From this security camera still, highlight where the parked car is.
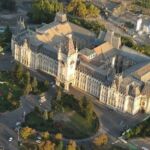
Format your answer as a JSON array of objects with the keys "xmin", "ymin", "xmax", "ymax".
[
  {"xmin": 8, "ymin": 137, "xmax": 13, "ymax": 142},
  {"xmin": 36, "ymin": 140, "xmax": 41, "ymax": 144}
]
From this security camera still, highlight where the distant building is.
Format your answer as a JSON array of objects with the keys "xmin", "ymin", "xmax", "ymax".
[
  {"xmin": 143, "ymin": 20, "xmax": 150, "ymax": 34},
  {"xmin": 135, "ymin": 17, "xmax": 150, "ymax": 34},
  {"xmin": 136, "ymin": 18, "xmax": 142, "ymax": 32},
  {"xmin": 12, "ymin": 13, "xmax": 150, "ymax": 115}
]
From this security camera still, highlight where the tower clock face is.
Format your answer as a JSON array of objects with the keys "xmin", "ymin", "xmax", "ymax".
[{"xmin": 70, "ymin": 60, "xmax": 74, "ymax": 65}]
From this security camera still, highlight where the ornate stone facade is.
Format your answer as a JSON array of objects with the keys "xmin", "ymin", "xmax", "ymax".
[{"xmin": 12, "ymin": 13, "xmax": 150, "ymax": 115}]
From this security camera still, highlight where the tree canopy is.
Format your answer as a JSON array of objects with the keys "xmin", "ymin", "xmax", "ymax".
[
  {"xmin": 0, "ymin": 0, "xmax": 16, "ymax": 11},
  {"xmin": 67, "ymin": 0, "xmax": 100, "ymax": 18},
  {"xmin": 28, "ymin": 0, "xmax": 63, "ymax": 23},
  {"xmin": 0, "ymin": 25, "xmax": 12, "ymax": 52},
  {"xmin": 138, "ymin": 0, "xmax": 150, "ymax": 8}
]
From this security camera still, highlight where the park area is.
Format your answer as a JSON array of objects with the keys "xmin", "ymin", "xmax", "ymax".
[
  {"xmin": 23, "ymin": 108, "xmax": 98, "ymax": 139},
  {"xmin": 0, "ymin": 71, "xmax": 22, "ymax": 112},
  {"xmin": 22, "ymin": 90, "xmax": 99, "ymax": 139}
]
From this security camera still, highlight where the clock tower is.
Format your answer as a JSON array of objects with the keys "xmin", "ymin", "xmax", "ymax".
[{"xmin": 56, "ymin": 34, "xmax": 78, "ymax": 91}]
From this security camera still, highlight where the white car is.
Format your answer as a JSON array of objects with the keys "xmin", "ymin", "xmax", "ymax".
[
  {"xmin": 52, "ymin": 84, "xmax": 55, "ymax": 88},
  {"xmin": 141, "ymin": 147, "xmax": 149, "ymax": 150},
  {"xmin": 37, "ymin": 136, "xmax": 42, "ymax": 140},
  {"xmin": 36, "ymin": 140, "xmax": 41, "ymax": 144},
  {"xmin": 16, "ymin": 122, "xmax": 21, "ymax": 126},
  {"xmin": 8, "ymin": 137, "xmax": 13, "ymax": 142}
]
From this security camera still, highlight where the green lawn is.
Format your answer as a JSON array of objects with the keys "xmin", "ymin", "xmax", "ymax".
[{"xmin": 61, "ymin": 112, "xmax": 98, "ymax": 139}]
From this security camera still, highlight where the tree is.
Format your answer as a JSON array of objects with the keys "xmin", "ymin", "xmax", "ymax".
[
  {"xmin": 44, "ymin": 80, "xmax": 49, "ymax": 90},
  {"xmin": 39, "ymin": 141, "xmax": 55, "ymax": 150},
  {"xmin": 139, "ymin": 0, "xmax": 150, "ymax": 8},
  {"xmin": 15, "ymin": 63, "xmax": 23, "ymax": 80},
  {"xmin": 93, "ymin": 134, "xmax": 108, "ymax": 146},
  {"xmin": 24, "ymin": 71, "xmax": 31, "ymax": 86},
  {"xmin": 87, "ymin": 4, "xmax": 100, "ymax": 17},
  {"xmin": 28, "ymin": 0, "xmax": 63, "ymax": 23},
  {"xmin": 20, "ymin": 127, "xmax": 35, "ymax": 140},
  {"xmin": 55, "ymin": 133, "xmax": 63, "ymax": 140},
  {"xmin": 56, "ymin": 87, "xmax": 62, "ymax": 101},
  {"xmin": 31, "ymin": 77, "xmax": 38, "ymax": 92},
  {"xmin": 67, "ymin": 0, "xmax": 99, "ymax": 18},
  {"xmin": 77, "ymin": 3, "xmax": 87, "ymax": 18},
  {"xmin": 67, "ymin": 140, "xmax": 77, "ymax": 150},
  {"xmin": 7, "ymin": 92, "xmax": 13, "ymax": 101},
  {"xmin": 85, "ymin": 99, "xmax": 94, "ymax": 123},
  {"xmin": 24, "ymin": 83, "xmax": 32, "ymax": 95},
  {"xmin": 41, "ymin": 131, "xmax": 50, "ymax": 140},
  {"xmin": 43, "ymin": 109, "xmax": 49, "ymax": 120},
  {"xmin": 0, "ymin": 0, "xmax": 16, "ymax": 11},
  {"xmin": 55, "ymin": 141, "xmax": 63, "ymax": 150}
]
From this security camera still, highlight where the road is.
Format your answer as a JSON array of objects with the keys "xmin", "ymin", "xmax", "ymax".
[{"xmin": 69, "ymin": 87, "xmax": 148, "ymax": 138}]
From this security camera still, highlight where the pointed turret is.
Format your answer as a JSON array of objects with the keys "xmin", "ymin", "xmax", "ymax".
[
  {"xmin": 17, "ymin": 17, "xmax": 25, "ymax": 33},
  {"xmin": 65, "ymin": 34, "xmax": 76, "ymax": 56}
]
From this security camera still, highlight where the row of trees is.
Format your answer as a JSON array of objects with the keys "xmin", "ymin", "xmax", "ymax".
[
  {"xmin": 136, "ymin": 0, "xmax": 150, "ymax": 8},
  {"xmin": 67, "ymin": 0, "xmax": 100, "ymax": 18},
  {"xmin": 28, "ymin": 0, "xmax": 63, "ymax": 23},
  {"xmin": 28, "ymin": 0, "xmax": 100, "ymax": 24},
  {"xmin": 121, "ymin": 36, "xmax": 150, "ymax": 56},
  {"xmin": 68, "ymin": 16, "xmax": 106, "ymax": 35},
  {"xmin": 0, "ymin": 0, "xmax": 16, "ymax": 11},
  {"xmin": 0, "ymin": 26, "xmax": 12, "ymax": 52},
  {"xmin": 15, "ymin": 63, "xmax": 50, "ymax": 95},
  {"xmin": 20, "ymin": 126, "xmax": 78, "ymax": 150},
  {"xmin": 125, "ymin": 117, "xmax": 150, "ymax": 139}
]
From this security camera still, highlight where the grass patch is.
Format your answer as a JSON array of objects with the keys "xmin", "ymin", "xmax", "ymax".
[{"xmin": 61, "ymin": 112, "xmax": 98, "ymax": 139}]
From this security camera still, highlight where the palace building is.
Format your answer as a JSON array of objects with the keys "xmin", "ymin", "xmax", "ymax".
[{"xmin": 11, "ymin": 13, "xmax": 150, "ymax": 115}]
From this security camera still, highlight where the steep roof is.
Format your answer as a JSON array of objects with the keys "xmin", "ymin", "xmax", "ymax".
[{"xmin": 93, "ymin": 42, "xmax": 113, "ymax": 55}]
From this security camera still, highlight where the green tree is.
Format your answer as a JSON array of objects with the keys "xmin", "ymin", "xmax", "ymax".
[
  {"xmin": 80, "ymin": 96, "xmax": 94, "ymax": 122},
  {"xmin": 28, "ymin": 0, "xmax": 63, "ymax": 23},
  {"xmin": 55, "ymin": 141, "xmax": 63, "ymax": 150},
  {"xmin": 43, "ymin": 109, "xmax": 49, "ymax": 120},
  {"xmin": 0, "ymin": 0, "xmax": 16, "ymax": 11},
  {"xmin": 24, "ymin": 71, "xmax": 31, "ymax": 86},
  {"xmin": 7, "ymin": 92, "xmax": 13, "ymax": 101},
  {"xmin": 41, "ymin": 131, "xmax": 50, "ymax": 140},
  {"xmin": 55, "ymin": 133, "xmax": 63, "ymax": 141},
  {"xmin": 15, "ymin": 63, "xmax": 23, "ymax": 80},
  {"xmin": 31, "ymin": 77, "xmax": 38, "ymax": 92},
  {"xmin": 87, "ymin": 4, "xmax": 100, "ymax": 17},
  {"xmin": 24, "ymin": 83, "xmax": 32, "ymax": 95},
  {"xmin": 67, "ymin": 0, "xmax": 99, "ymax": 18},
  {"xmin": 77, "ymin": 3, "xmax": 87, "ymax": 18},
  {"xmin": 85, "ymin": 99, "xmax": 94, "ymax": 123},
  {"xmin": 44, "ymin": 80, "xmax": 49, "ymax": 90}
]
